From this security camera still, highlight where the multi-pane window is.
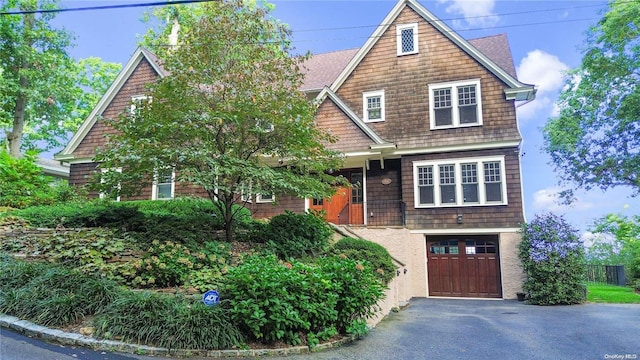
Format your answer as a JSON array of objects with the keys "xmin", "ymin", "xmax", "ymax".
[
  {"xmin": 396, "ymin": 23, "xmax": 418, "ymax": 56},
  {"xmin": 417, "ymin": 166, "xmax": 434, "ymax": 205},
  {"xmin": 439, "ymin": 164, "xmax": 456, "ymax": 204},
  {"xmin": 484, "ymin": 161, "xmax": 503, "ymax": 202},
  {"xmin": 130, "ymin": 95, "xmax": 150, "ymax": 119},
  {"xmin": 351, "ymin": 172, "xmax": 363, "ymax": 204},
  {"xmin": 429, "ymin": 79, "xmax": 482, "ymax": 129},
  {"xmin": 433, "ymin": 88, "xmax": 452, "ymax": 127},
  {"xmin": 100, "ymin": 168, "xmax": 121, "ymax": 202},
  {"xmin": 257, "ymin": 193, "xmax": 275, "ymax": 203},
  {"xmin": 153, "ymin": 170, "xmax": 174, "ymax": 200},
  {"xmin": 458, "ymin": 85, "xmax": 478, "ymax": 124},
  {"xmin": 363, "ymin": 90, "xmax": 385, "ymax": 122},
  {"xmin": 461, "ymin": 163, "xmax": 478, "ymax": 203},
  {"xmin": 413, "ymin": 157, "xmax": 506, "ymax": 207}
]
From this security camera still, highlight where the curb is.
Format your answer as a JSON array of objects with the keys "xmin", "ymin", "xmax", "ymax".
[{"xmin": 0, "ymin": 314, "xmax": 356, "ymax": 357}]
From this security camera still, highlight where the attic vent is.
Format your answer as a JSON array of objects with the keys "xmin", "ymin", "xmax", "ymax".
[{"xmin": 397, "ymin": 23, "xmax": 418, "ymax": 56}]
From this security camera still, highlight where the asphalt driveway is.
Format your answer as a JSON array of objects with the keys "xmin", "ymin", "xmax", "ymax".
[{"xmin": 257, "ymin": 298, "xmax": 640, "ymax": 360}]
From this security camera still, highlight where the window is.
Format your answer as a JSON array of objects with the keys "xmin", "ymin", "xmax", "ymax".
[
  {"xmin": 350, "ymin": 172, "xmax": 363, "ymax": 204},
  {"xmin": 413, "ymin": 156, "xmax": 506, "ymax": 207},
  {"xmin": 256, "ymin": 193, "xmax": 275, "ymax": 203},
  {"xmin": 396, "ymin": 23, "xmax": 418, "ymax": 56},
  {"xmin": 429, "ymin": 79, "xmax": 482, "ymax": 129},
  {"xmin": 152, "ymin": 170, "xmax": 174, "ymax": 200},
  {"xmin": 130, "ymin": 95, "xmax": 150, "ymax": 117},
  {"xmin": 362, "ymin": 90, "xmax": 385, "ymax": 122},
  {"xmin": 100, "ymin": 168, "xmax": 121, "ymax": 202}
]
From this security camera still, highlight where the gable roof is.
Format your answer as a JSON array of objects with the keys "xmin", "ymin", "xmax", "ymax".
[
  {"xmin": 467, "ymin": 34, "xmax": 517, "ymax": 79},
  {"xmin": 329, "ymin": 0, "xmax": 535, "ymax": 101},
  {"xmin": 55, "ymin": 47, "xmax": 166, "ymax": 160},
  {"xmin": 300, "ymin": 49, "xmax": 359, "ymax": 92}
]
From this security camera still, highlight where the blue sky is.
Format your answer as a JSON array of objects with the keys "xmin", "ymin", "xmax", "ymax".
[{"xmin": 53, "ymin": 0, "xmax": 638, "ymax": 232}]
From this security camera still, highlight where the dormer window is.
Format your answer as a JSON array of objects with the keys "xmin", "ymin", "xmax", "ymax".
[
  {"xmin": 397, "ymin": 23, "xmax": 418, "ymax": 56},
  {"xmin": 363, "ymin": 90, "xmax": 385, "ymax": 122}
]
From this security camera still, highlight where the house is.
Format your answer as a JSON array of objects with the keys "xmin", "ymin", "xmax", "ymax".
[
  {"xmin": 55, "ymin": 0, "xmax": 535, "ymax": 300},
  {"xmin": 37, "ymin": 157, "xmax": 70, "ymax": 180}
]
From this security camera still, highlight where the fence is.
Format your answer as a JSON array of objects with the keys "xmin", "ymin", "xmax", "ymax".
[{"xmin": 585, "ymin": 265, "xmax": 626, "ymax": 286}]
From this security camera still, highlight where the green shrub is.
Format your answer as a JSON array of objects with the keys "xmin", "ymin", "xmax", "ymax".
[
  {"xmin": 0, "ymin": 258, "xmax": 120, "ymax": 327},
  {"xmin": 0, "ymin": 150, "xmax": 55, "ymax": 208},
  {"xmin": 93, "ymin": 291, "xmax": 244, "ymax": 350},
  {"xmin": 318, "ymin": 256, "xmax": 386, "ymax": 335},
  {"xmin": 263, "ymin": 211, "xmax": 333, "ymax": 259},
  {"xmin": 332, "ymin": 237, "xmax": 396, "ymax": 284},
  {"xmin": 132, "ymin": 240, "xmax": 231, "ymax": 289},
  {"xmin": 519, "ymin": 213, "xmax": 586, "ymax": 305},
  {"xmin": 221, "ymin": 254, "xmax": 338, "ymax": 345},
  {"xmin": 6, "ymin": 198, "xmax": 251, "ymax": 244}
]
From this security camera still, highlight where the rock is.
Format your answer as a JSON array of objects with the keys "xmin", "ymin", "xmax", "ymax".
[{"xmin": 79, "ymin": 327, "xmax": 94, "ymax": 336}]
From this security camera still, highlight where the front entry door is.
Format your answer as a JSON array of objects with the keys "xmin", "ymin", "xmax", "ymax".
[
  {"xmin": 427, "ymin": 235, "xmax": 502, "ymax": 298},
  {"xmin": 308, "ymin": 170, "xmax": 364, "ymax": 225}
]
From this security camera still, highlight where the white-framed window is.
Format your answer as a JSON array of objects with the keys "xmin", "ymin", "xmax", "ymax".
[
  {"xmin": 413, "ymin": 156, "xmax": 507, "ymax": 207},
  {"xmin": 152, "ymin": 169, "xmax": 175, "ymax": 200},
  {"xmin": 256, "ymin": 193, "xmax": 275, "ymax": 203},
  {"xmin": 396, "ymin": 23, "xmax": 418, "ymax": 56},
  {"xmin": 100, "ymin": 168, "xmax": 122, "ymax": 202},
  {"xmin": 362, "ymin": 90, "xmax": 385, "ymax": 122},
  {"xmin": 130, "ymin": 95, "xmax": 150, "ymax": 117},
  {"xmin": 429, "ymin": 79, "xmax": 483, "ymax": 129}
]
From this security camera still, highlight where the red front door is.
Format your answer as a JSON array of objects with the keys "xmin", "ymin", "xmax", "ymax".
[{"xmin": 308, "ymin": 170, "xmax": 364, "ymax": 225}]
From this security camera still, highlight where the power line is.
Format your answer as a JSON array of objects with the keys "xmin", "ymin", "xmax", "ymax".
[{"xmin": 0, "ymin": 0, "xmax": 214, "ymax": 15}]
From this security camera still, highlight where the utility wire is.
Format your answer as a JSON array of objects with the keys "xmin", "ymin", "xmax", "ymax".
[{"xmin": 0, "ymin": 0, "xmax": 214, "ymax": 15}]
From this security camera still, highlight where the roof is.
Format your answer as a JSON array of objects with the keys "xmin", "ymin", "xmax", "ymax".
[
  {"xmin": 468, "ymin": 34, "xmax": 517, "ymax": 79},
  {"xmin": 37, "ymin": 158, "xmax": 70, "ymax": 178},
  {"xmin": 302, "ymin": 33, "xmax": 520, "ymax": 94},
  {"xmin": 300, "ymin": 49, "xmax": 359, "ymax": 92}
]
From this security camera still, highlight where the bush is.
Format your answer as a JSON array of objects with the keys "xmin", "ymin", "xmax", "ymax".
[
  {"xmin": 263, "ymin": 211, "xmax": 333, "ymax": 259},
  {"xmin": 519, "ymin": 213, "xmax": 586, "ymax": 305},
  {"xmin": 6, "ymin": 198, "xmax": 251, "ymax": 244},
  {"xmin": 93, "ymin": 291, "xmax": 244, "ymax": 350},
  {"xmin": 221, "ymin": 254, "xmax": 338, "ymax": 345},
  {"xmin": 132, "ymin": 240, "xmax": 231, "ymax": 289},
  {"xmin": 0, "ymin": 150, "xmax": 55, "ymax": 208},
  {"xmin": 318, "ymin": 256, "xmax": 386, "ymax": 335},
  {"xmin": 332, "ymin": 237, "xmax": 396, "ymax": 284},
  {"xmin": 0, "ymin": 257, "xmax": 120, "ymax": 327}
]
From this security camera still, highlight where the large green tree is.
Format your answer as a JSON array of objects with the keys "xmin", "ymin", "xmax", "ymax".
[
  {"xmin": 543, "ymin": 0, "xmax": 640, "ymax": 200},
  {"xmin": 587, "ymin": 214, "xmax": 640, "ymax": 280},
  {"xmin": 96, "ymin": 0, "xmax": 343, "ymax": 241},
  {"xmin": 0, "ymin": 0, "xmax": 121, "ymax": 156}
]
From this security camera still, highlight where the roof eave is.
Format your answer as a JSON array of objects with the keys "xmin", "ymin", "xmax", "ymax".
[{"xmin": 505, "ymin": 86, "xmax": 537, "ymax": 101}]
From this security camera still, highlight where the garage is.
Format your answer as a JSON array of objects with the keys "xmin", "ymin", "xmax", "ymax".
[{"xmin": 426, "ymin": 235, "xmax": 502, "ymax": 298}]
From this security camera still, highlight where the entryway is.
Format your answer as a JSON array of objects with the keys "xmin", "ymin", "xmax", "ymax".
[
  {"xmin": 308, "ymin": 169, "xmax": 364, "ymax": 225},
  {"xmin": 426, "ymin": 235, "xmax": 502, "ymax": 298}
]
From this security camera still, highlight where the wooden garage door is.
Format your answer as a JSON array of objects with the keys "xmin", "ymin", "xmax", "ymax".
[{"xmin": 427, "ymin": 235, "xmax": 502, "ymax": 298}]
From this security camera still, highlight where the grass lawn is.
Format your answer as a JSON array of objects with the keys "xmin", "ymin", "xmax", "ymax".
[{"xmin": 587, "ymin": 283, "xmax": 640, "ymax": 304}]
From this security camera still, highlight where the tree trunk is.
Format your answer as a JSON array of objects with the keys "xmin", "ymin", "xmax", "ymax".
[
  {"xmin": 224, "ymin": 200, "xmax": 234, "ymax": 242},
  {"xmin": 7, "ymin": 10, "xmax": 35, "ymax": 158}
]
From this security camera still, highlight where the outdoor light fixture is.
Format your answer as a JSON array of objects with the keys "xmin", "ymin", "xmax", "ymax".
[{"xmin": 457, "ymin": 214, "xmax": 463, "ymax": 224}]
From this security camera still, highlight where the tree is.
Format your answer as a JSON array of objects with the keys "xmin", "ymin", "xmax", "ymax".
[
  {"xmin": 543, "ymin": 0, "xmax": 640, "ymax": 201},
  {"xmin": 96, "ymin": 0, "xmax": 344, "ymax": 241},
  {"xmin": 0, "ymin": 0, "xmax": 121, "ymax": 156},
  {"xmin": 587, "ymin": 214, "xmax": 640, "ymax": 280}
]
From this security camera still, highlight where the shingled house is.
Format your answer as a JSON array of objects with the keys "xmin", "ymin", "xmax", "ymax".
[{"xmin": 56, "ymin": 0, "xmax": 535, "ymax": 300}]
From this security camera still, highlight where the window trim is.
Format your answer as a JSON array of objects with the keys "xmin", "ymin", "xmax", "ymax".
[
  {"xmin": 396, "ymin": 23, "xmax": 419, "ymax": 56},
  {"xmin": 429, "ymin": 79, "xmax": 483, "ymax": 129},
  {"xmin": 130, "ymin": 95, "xmax": 150, "ymax": 114},
  {"xmin": 99, "ymin": 168, "xmax": 122, "ymax": 202},
  {"xmin": 412, "ymin": 156, "xmax": 507, "ymax": 208},
  {"xmin": 256, "ymin": 193, "xmax": 275, "ymax": 203},
  {"xmin": 151, "ymin": 169, "xmax": 175, "ymax": 200},
  {"xmin": 362, "ymin": 90, "xmax": 385, "ymax": 123}
]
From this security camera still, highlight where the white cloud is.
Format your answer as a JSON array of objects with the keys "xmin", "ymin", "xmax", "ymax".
[
  {"xmin": 531, "ymin": 186, "xmax": 594, "ymax": 212},
  {"xmin": 437, "ymin": 0, "xmax": 499, "ymax": 27},
  {"xmin": 516, "ymin": 50, "xmax": 569, "ymax": 122}
]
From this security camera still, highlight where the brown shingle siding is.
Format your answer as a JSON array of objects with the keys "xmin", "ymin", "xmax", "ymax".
[{"xmin": 332, "ymin": 6, "xmax": 520, "ymax": 151}]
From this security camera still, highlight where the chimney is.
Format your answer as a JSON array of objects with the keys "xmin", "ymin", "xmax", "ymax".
[{"xmin": 168, "ymin": 18, "xmax": 180, "ymax": 49}]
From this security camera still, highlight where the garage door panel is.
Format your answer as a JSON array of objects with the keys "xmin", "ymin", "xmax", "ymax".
[{"xmin": 427, "ymin": 236, "xmax": 501, "ymax": 298}]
